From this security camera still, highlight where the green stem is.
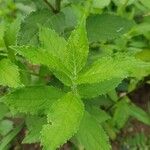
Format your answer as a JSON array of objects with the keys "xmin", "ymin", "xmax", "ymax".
[
  {"xmin": 71, "ymin": 83, "xmax": 78, "ymax": 95},
  {"xmin": 0, "ymin": 122, "xmax": 24, "ymax": 150},
  {"xmin": 43, "ymin": 0, "xmax": 56, "ymax": 13},
  {"xmin": 55, "ymin": 0, "xmax": 61, "ymax": 13},
  {"xmin": 43, "ymin": 0, "xmax": 61, "ymax": 13},
  {"xmin": 4, "ymin": 35, "xmax": 16, "ymax": 63},
  {"xmin": 7, "ymin": 48, "xmax": 16, "ymax": 63},
  {"xmin": 117, "ymin": 0, "xmax": 129, "ymax": 16},
  {"xmin": 84, "ymin": 0, "xmax": 93, "ymax": 17}
]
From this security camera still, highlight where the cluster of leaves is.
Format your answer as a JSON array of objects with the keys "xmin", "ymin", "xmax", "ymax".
[
  {"xmin": 0, "ymin": 0, "xmax": 150, "ymax": 150},
  {"xmin": 123, "ymin": 132, "xmax": 150, "ymax": 149}
]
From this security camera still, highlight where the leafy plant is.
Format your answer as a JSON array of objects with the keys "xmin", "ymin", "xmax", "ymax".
[
  {"xmin": 0, "ymin": 0, "xmax": 150, "ymax": 150},
  {"xmin": 123, "ymin": 132, "xmax": 150, "ymax": 150}
]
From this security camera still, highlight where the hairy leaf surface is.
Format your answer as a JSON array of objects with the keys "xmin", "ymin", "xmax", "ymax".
[
  {"xmin": 78, "ymin": 78, "xmax": 122, "ymax": 98},
  {"xmin": 13, "ymin": 18, "xmax": 88, "ymax": 86},
  {"xmin": 77, "ymin": 54, "xmax": 150, "ymax": 84},
  {"xmin": 66, "ymin": 19, "xmax": 89, "ymax": 77},
  {"xmin": 12, "ymin": 45, "xmax": 72, "ymax": 86},
  {"xmin": 41, "ymin": 92, "xmax": 84, "ymax": 150},
  {"xmin": 2, "ymin": 86, "xmax": 64, "ymax": 114},
  {"xmin": 4, "ymin": 18, "xmax": 21, "ymax": 47},
  {"xmin": 18, "ymin": 9, "xmax": 66, "ymax": 45}
]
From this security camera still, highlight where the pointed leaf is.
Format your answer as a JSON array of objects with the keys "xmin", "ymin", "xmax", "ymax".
[
  {"xmin": 23, "ymin": 116, "xmax": 47, "ymax": 143},
  {"xmin": 66, "ymin": 19, "xmax": 89, "ymax": 76},
  {"xmin": 78, "ymin": 78, "xmax": 122, "ymax": 98},
  {"xmin": 18, "ymin": 9, "xmax": 66, "ymax": 45},
  {"xmin": 76, "ymin": 111, "xmax": 111, "ymax": 150},
  {"xmin": 38, "ymin": 27, "xmax": 72, "ymax": 85},
  {"xmin": 0, "ymin": 59, "xmax": 21, "ymax": 88},
  {"xmin": 4, "ymin": 18, "xmax": 21, "ymax": 47},
  {"xmin": 129, "ymin": 103, "xmax": 150, "ymax": 125},
  {"xmin": 86, "ymin": 105, "xmax": 111, "ymax": 123},
  {"xmin": 77, "ymin": 53, "xmax": 150, "ymax": 84},
  {"xmin": 2, "ymin": 86, "xmax": 64, "ymax": 114},
  {"xmin": 113, "ymin": 99, "xmax": 130, "ymax": 129},
  {"xmin": 13, "ymin": 19, "xmax": 89, "ymax": 86},
  {"xmin": 41, "ymin": 92, "xmax": 84, "ymax": 150},
  {"xmin": 12, "ymin": 46, "xmax": 72, "ymax": 86}
]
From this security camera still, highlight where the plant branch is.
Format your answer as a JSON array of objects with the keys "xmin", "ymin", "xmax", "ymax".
[
  {"xmin": 55, "ymin": 0, "xmax": 61, "ymax": 13},
  {"xmin": 43, "ymin": 0, "xmax": 56, "ymax": 13}
]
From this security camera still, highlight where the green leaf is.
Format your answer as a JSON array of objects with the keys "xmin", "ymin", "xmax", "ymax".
[
  {"xmin": 0, "ymin": 123, "xmax": 23, "ymax": 150},
  {"xmin": 103, "ymin": 123, "xmax": 117, "ymax": 140},
  {"xmin": 62, "ymin": 6, "xmax": 80, "ymax": 29},
  {"xmin": 13, "ymin": 19, "xmax": 88, "ymax": 86},
  {"xmin": 38, "ymin": 27, "xmax": 72, "ymax": 85},
  {"xmin": 86, "ymin": 14, "xmax": 135, "ymax": 42},
  {"xmin": 139, "ymin": 0, "xmax": 150, "ymax": 9},
  {"xmin": 0, "ymin": 120, "xmax": 13, "ymax": 136},
  {"xmin": 12, "ymin": 42, "xmax": 72, "ymax": 86},
  {"xmin": 66, "ymin": 19, "xmax": 89, "ymax": 75},
  {"xmin": 23, "ymin": 116, "xmax": 47, "ymax": 143},
  {"xmin": 0, "ymin": 59, "xmax": 21, "ymax": 88},
  {"xmin": 130, "ymin": 23, "xmax": 150, "ymax": 37},
  {"xmin": 39, "ymin": 27, "xmax": 67, "ymax": 56},
  {"xmin": 0, "ymin": 23, "xmax": 5, "ymax": 49},
  {"xmin": 39, "ymin": 19, "xmax": 89, "ymax": 84},
  {"xmin": 2, "ymin": 86, "xmax": 64, "ymax": 114},
  {"xmin": 93, "ymin": 0, "xmax": 111, "ymax": 9},
  {"xmin": 77, "ymin": 53, "xmax": 150, "ymax": 84},
  {"xmin": 108, "ymin": 89, "xmax": 118, "ymax": 102},
  {"xmin": 112, "ymin": 0, "xmax": 136, "ymax": 6},
  {"xmin": 18, "ymin": 9, "xmax": 66, "ymax": 45},
  {"xmin": 4, "ymin": 17, "xmax": 21, "ymax": 47},
  {"xmin": 76, "ymin": 111, "xmax": 111, "ymax": 150},
  {"xmin": 136, "ymin": 49, "xmax": 150, "ymax": 62},
  {"xmin": 78, "ymin": 78, "xmax": 122, "ymax": 98},
  {"xmin": 41, "ymin": 92, "xmax": 84, "ymax": 150},
  {"xmin": 0, "ymin": 103, "xmax": 9, "ymax": 120},
  {"xmin": 113, "ymin": 99, "xmax": 130, "ymax": 129},
  {"xmin": 129, "ymin": 104, "xmax": 150, "ymax": 125},
  {"xmin": 86, "ymin": 105, "xmax": 111, "ymax": 123}
]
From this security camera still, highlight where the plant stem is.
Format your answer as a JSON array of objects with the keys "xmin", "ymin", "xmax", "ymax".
[
  {"xmin": 117, "ymin": 0, "xmax": 129, "ymax": 16},
  {"xmin": 55, "ymin": 0, "xmax": 61, "ymax": 13},
  {"xmin": 0, "ymin": 122, "xmax": 24, "ymax": 150},
  {"xmin": 43, "ymin": 0, "xmax": 61, "ymax": 13},
  {"xmin": 43, "ymin": 0, "xmax": 56, "ymax": 13},
  {"xmin": 7, "ymin": 47, "xmax": 16, "ymax": 63}
]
